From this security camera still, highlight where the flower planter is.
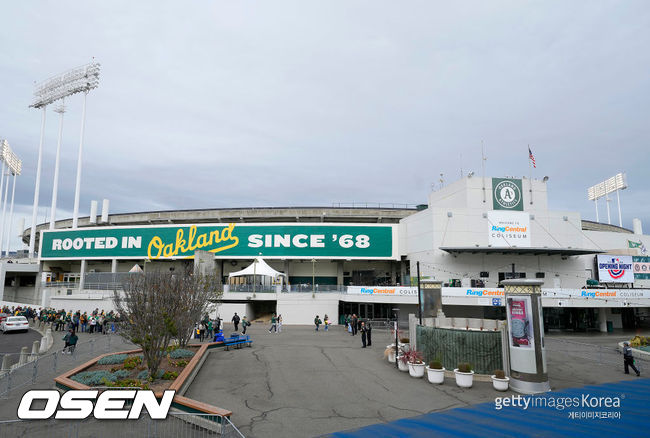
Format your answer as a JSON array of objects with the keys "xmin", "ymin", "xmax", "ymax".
[
  {"xmin": 397, "ymin": 357, "xmax": 409, "ymax": 372},
  {"xmin": 408, "ymin": 362, "xmax": 426, "ymax": 378},
  {"xmin": 453, "ymin": 369, "xmax": 474, "ymax": 388},
  {"xmin": 491, "ymin": 375, "xmax": 510, "ymax": 391},
  {"xmin": 426, "ymin": 366, "xmax": 445, "ymax": 384},
  {"xmin": 388, "ymin": 351, "xmax": 396, "ymax": 363}
]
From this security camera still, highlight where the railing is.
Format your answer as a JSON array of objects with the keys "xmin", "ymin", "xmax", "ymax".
[
  {"xmin": 0, "ymin": 413, "xmax": 245, "ymax": 437},
  {"xmin": 331, "ymin": 202, "xmax": 417, "ymax": 209},
  {"xmin": 287, "ymin": 284, "xmax": 345, "ymax": 293},
  {"xmin": 227, "ymin": 285, "xmax": 277, "ymax": 293},
  {"xmin": 0, "ymin": 327, "xmax": 129, "ymax": 399}
]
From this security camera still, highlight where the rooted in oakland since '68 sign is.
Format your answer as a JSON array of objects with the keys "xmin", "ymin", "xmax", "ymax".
[{"xmin": 39, "ymin": 223, "xmax": 396, "ymax": 260}]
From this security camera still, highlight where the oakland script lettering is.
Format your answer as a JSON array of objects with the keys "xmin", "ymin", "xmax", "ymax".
[{"xmin": 147, "ymin": 224, "xmax": 239, "ymax": 259}]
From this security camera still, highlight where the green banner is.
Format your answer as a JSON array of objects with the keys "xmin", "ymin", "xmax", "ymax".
[
  {"xmin": 492, "ymin": 178, "xmax": 524, "ymax": 211},
  {"xmin": 40, "ymin": 224, "xmax": 395, "ymax": 260},
  {"xmin": 633, "ymin": 256, "xmax": 650, "ymax": 280}
]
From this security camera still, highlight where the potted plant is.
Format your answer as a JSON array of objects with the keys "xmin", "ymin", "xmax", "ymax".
[
  {"xmin": 383, "ymin": 345, "xmax": 398, "ymax": 363},
  {"xmin": 403, "ymin": 349, "xmax": 425, "ymax": 378},
  {"xmin": 400, "ymin": 337, "xmax": 410, "ymax": 351},
  {"xmin": 397, "ymin": 353, "xmax": 409, "ymax": 372},
  {"xmin": 453, "ymin": 362, "xmax": 474, "ymax": 388},
  {"xmin": 426, "ymin": 359, "xmax": 445, "ymax": 384},
  {"xmin": 491, "ymin": 369, "xmax": 509, "ymax": 391}
]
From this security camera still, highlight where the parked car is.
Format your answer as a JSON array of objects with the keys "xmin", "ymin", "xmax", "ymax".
[
  {"xmin": 1, "ymin": 316, "xmax": 29, "ymax": 333},
  {"xmin": 0, "ymin": 313, "xmax": 10, "ymax": 324}
]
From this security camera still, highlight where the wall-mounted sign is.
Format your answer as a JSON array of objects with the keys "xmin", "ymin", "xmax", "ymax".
[
  {"xmin": 597, "ymin": 255, "xmax": 634, "ymax": 283},
  {"xmin": 487, "ymin": 211, "xmax": 531, "ymax": 247},
  {"xmin": 633, "ymin": 256, "xmax": 650, "ymax": 280},
  {"xmin": 346, "ymin": 286, "xmax": 417, "ymax": 296},
  {"xmin": 492, "ymin": 178, "xmax": 523, "ymax": 211},
  {"xmin": 39, "ymin": 224, "xmax": 396, "ymax": 260}
]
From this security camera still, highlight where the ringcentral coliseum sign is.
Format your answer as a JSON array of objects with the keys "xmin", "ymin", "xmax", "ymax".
[{"xmin": 39, "ymin": 224, "xmax": 396, "ymax": 260}]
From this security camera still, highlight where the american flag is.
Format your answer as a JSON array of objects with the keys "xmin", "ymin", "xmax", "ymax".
[{"xmin": 528, "ymin": 146, "xmax": 536, "ymax": 168}]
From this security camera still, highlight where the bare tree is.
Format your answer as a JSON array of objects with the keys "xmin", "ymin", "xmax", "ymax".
[{"xmin": 114, "ymin": 265, "xmax": 221, "ymax": 376}]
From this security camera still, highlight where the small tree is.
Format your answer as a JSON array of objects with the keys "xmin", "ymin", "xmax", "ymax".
[{"xmin": 114, "ymin": 267, "xmax": 221, "ymax": 377}]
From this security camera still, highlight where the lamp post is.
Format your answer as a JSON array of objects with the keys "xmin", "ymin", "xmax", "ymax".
[
  {"xmin": 392, "ymin": 307, "xmax": 400, "ymax": 369},
  {"xmin": 416, "ymin": 261, "xmax": 422, "ymax": 325},
  {"xmin": 28, "ymin": 61, "xmax": 101, "ymax": 253}
]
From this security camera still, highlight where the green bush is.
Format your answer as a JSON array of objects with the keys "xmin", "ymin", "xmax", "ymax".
[
  {"xmin": 162, "ymin": 371, "xmax": 179, "ymax": 380},
  {"xmin": 493, "ymin": 370, "xmax": 506, "ymax": 379},
  {"xmin": 113, "ymin": 369, "xmax": 131, "ymax": 380},
  {"xmin": 71, "ymin": 371, "xmax": 117, "ymax": 386},
  {"xmin": 123, "ymin": 356, "xmax": 143, "ymax": 370},
  {"xmin": 106, "ymin": 379, "xmax": 149, "ymax": 389},
  {"xmin": 136, "ymin": 369, "xmax": 165, "ymax": 380},
  {"xmin": 429, "ymin": 360, "xmax": 443, "ymax": 370},
  {"xmin": 169, "ymin": 349, "xmax": 194, "ymax": 359},
  {"xmin": 173, "ymin": 360, "xmax": 189, "ymax": 368},
  {"xmin": 98, "ymin": 354, "xmax": 128, "ymax": 365},
  {"xmin": 457, "ymin": 363, "xmax": 473, "ymax": 373}
]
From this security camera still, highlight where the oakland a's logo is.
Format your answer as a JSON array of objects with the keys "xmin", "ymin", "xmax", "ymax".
[{"xmin": 494, "ymin": 180, "xmax": 521, "ymax": 209}]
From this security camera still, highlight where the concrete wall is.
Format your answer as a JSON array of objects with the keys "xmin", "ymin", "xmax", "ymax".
[{"xmin": 276, "ymin": 293, "xmax": 339, "ymax": 325}]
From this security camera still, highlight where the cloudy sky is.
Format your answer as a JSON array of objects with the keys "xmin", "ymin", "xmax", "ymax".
[{"xmin": 0, "ymin": 1, "xmax": 648, "ymax": 251}]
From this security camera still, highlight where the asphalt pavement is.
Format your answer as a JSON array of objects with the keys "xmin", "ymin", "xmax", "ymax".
[{"xmin": 0, "ymin": 328, "xmax": 42, "ymax": 367}]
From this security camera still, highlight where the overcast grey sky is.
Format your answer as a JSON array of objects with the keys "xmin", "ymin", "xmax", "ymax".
[{"xmin": 1, "ymin": 1, "xmax": 649, "ymax": 250}]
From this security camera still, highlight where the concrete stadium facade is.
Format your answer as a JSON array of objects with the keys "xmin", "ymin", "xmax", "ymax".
[{"xmin": 2, "ymin": 176, "xmax": 650, "ymax": 332}]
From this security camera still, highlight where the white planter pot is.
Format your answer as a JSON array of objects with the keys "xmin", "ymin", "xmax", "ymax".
[
  {"xmin": 397, "ymin": 357, "xmax": 409, "ymax": 372},
  {"xmin": 408, "ymin": 362, "xmax": 426, "ymax": 378},
  {"xmin": 426, "ymin": 366, "xmax": 445, "ymax": 384},
  {"xmin": 388, "ymin": 351, "xmax": 396, "ymax": 363},
  {"xmin": 453, "ymin": 369, "xmax": 474, "ymax": 388},
  {"xmin": 491, "ymin": 375, "xmax": 510, "ymax": 391}
]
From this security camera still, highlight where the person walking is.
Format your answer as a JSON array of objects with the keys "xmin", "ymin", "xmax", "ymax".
[
  {"xmin": 324, "ymin": 314, "xmax": 329, "ymax": 331},
  {"xmin": 351, "ymin": 314, "xmax": 358, "ymax": 336},
  {"xmin": 206, "ymin": 320, "xmax": 214, "ymax": 339},
  {"xmin": 366, "ymin": 320, "xmax": 372, "ymax": 346},
  {"xmin": 277, "ymin": 314, "xmax": 283, "ymax": 333},
  {"xmin": 314, "ymin": 315, "xmax": 322, "ymax": 331},
  {"xmin": 241, "ymin": 316, "xmax": 249, "ymax": 334},
  {"xmin": 232, "ymin": 313, "xmax": 240, "ymax": 332},
  {"xmin": 268, "ymin": 314, "xmax": 277, "ymax": 333},
  {"xmin": 360, "ymin": 321, "xmax": 368, "ymax": 348},
  {"xmin": 199, "ymin": 322, "xmax": 206, "ymax": 342},
  {"xmin": 623, "ymin": 341, "xmax": 641, "ymax": 376}
]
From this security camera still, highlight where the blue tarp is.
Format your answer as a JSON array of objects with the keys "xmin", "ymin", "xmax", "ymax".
[{"xmin": 327, "ymin": 378, "xmax": 650, "ymax": 437}]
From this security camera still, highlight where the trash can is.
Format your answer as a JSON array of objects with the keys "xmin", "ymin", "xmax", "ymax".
[{"xmin": 606, "ymin": 321, "xmax": 613, "ymax": 333}]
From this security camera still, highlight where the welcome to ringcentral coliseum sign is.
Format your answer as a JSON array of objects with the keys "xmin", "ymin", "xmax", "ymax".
[{"xmin": 39, "ymin": 224, "xmax": 397, "ymax": 260}]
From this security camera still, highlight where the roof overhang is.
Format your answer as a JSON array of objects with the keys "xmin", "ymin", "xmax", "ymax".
[{"xmin": 439, "ymin": 246, "xmax": 604, "ymax": 256}]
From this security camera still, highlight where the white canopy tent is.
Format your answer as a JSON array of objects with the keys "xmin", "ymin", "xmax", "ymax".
[{"xmin": 228, "ymin": 258, "xmax": 286, "ymax": 285}]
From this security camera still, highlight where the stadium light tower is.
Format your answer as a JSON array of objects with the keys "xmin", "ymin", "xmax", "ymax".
[
  {"xmin": 587, "ymin": 173, "xmax": 628, "ymax": 227},
  {"xmin": 28, "ymin": 61, "xmax": 100, "ymax": 256},
  {"xmin": 0, "ymin": 145, "xmax": 22, "ymax": 256}
]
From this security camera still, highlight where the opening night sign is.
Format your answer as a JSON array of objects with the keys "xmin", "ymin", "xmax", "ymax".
[{"xmin": 39, "ymin": 223, "xmax": 396, "ymax": 260}]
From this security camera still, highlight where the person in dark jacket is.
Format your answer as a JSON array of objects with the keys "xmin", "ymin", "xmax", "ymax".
[
  {"xmin": 623, "ymin": 341, "xmax": 640, "ymax": 376},
  {"xmin": 366, "ymin": 320, "xmax": 372, "ymax": 346},
  {"xmin": 232, "ymin": 313, "xmax": 240, "ymax": 332},
  {"xmin": 360, "ymin": 322, "xmax": 368, "ymax": 348}
]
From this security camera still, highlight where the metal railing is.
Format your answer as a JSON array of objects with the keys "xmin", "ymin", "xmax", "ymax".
[
  {"xmin": 287, "ymin": 284, "xmax": 345, "ymax": 293},
  {"xmin": 0, "ymin": 328, "xmax": 129, "ymax": 399},
  {"xmin": 0, "ymin": 413, "xmax": 245, "ymax": 437},
  {"xmin": 227, "ymin": 285, "xmax": 276, "ymax": 293}
]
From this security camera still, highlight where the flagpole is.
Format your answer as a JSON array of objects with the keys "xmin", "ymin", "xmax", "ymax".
[
  {"xmin": 528, "ymin": 145, "xmax": 533, "ymax": 205},
  {"xmin": 481, "ymin": 140, "xmax": 486, "ymax": 204}
]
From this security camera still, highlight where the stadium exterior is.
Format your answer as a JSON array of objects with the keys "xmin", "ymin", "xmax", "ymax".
[{"xmin": 2, "ymin": 176, "xmax": 650, "ymax": 331}]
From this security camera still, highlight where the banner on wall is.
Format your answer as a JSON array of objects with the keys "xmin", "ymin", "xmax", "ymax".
[
  {"xmin": 39, "ymin": 224, "xmax": 396, "ymax": 260},
  {"xmin": 346, "ymin": 286, "xmax": 417, "ymax": 296},
  {"xmin": 492, "ymin": 178, "xmax": 524, "ymax": 211},
  {"xmin": 487, "ymin": 211, "xmax": 531, "ymax": 247},
  {"xmin": 633, "ymin": 256, "xmax": 650, "ymax": 280},
  {"xmin": 597, "ymin": 255, "xmax": 634, "ymax": 283}
]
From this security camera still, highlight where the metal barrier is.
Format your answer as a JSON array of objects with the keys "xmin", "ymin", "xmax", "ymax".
[
  {"xmin": 0, "ymin": 413, "xmax": 245, "ymax": 437},
  {"xmin": 0, "ymin": 329, "xmax": 129, "ymax": 399}
]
